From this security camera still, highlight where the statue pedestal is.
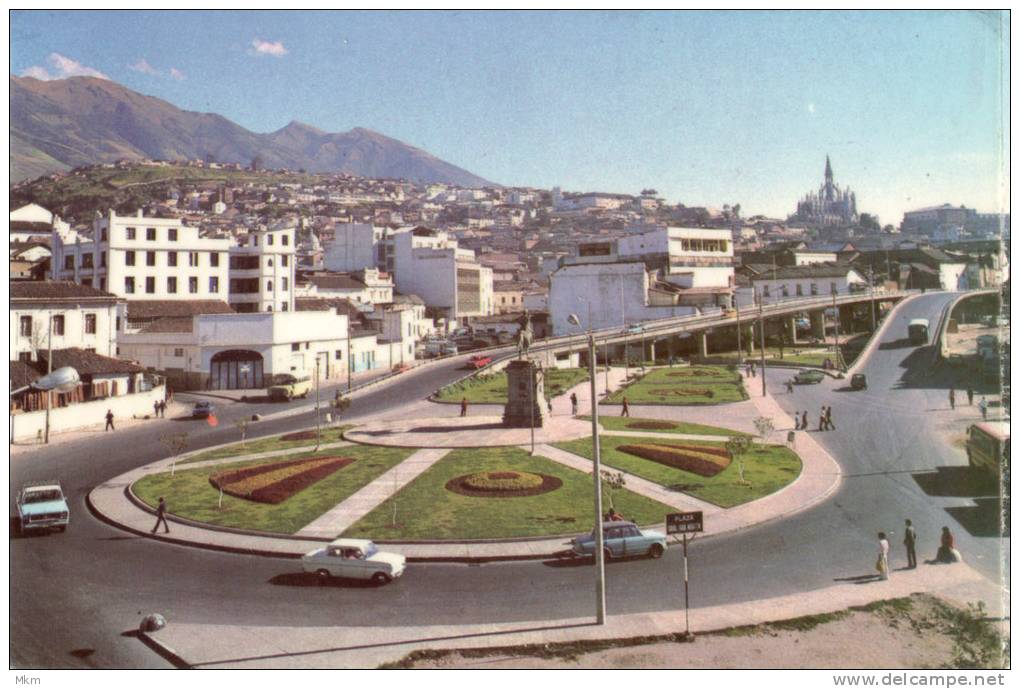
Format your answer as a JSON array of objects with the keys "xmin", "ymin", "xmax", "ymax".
[{"xmin": 502, "ymin": 359, "xmax": 549, "ymax": 428}]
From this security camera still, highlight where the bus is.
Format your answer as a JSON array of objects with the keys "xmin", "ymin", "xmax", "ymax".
[
  {"xmin": 908, "ymin": 318, "xmax": 929, "ymax": 345},
  {"xmin": 966, "ymin": 422, "xmax": 1010, "ymax": 476}
]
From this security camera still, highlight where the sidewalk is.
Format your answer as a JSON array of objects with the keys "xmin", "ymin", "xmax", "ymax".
[{"xmin": 142, "ymin": 560, "xmax": 1004, "ymax": 669}]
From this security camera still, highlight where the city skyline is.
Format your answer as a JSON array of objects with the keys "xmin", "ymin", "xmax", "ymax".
[{"xmin": 10, "ymin": 10, "xmax": 1010, "ymax": 225}]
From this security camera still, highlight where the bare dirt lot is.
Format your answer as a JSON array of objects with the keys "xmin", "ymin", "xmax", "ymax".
[{"xmin": 387, "ymin": 595, "xmax": 1008, "ymax": 669}]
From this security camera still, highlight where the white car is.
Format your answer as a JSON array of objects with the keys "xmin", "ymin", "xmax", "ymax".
[{"xmin": 301, "ymin": 538, "xmax": 406, "ymax": 585}]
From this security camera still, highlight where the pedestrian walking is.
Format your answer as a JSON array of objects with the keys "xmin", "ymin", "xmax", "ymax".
[
  {"xmin": 876, "ymin": 532, "xmax": 890, "ymax": 580},
  {"xmin": 825, "ymin": 406, "xmax": 835, "ymax": 431},
  {"xmin": 460, "ymin": 397, "xmax": 468, "ymax": 417},
  {"xmin": 151, "ymin": 497, "xmax": 170, "ymax": 534},
  {"xmin": 818, "ymin": 406, "xmax": 827, "ymax": 431},
  {"xmin": 903, "ymin": 519, "xmax": 917, "ymax": 569},
  {"xmin": 104, "ymin": 409, "xmax": 115, "ymax": 431},
  {"xmin": 966, "ymin": 387, "xmax": 974, "ymax": 405},
  {"xmin": 158, "ymin": 400, "xmax": 167, "ymax": 418},
  {"xmin": 621, "ymin": 397, "xmax": 630, "ymax": 417},
  {"xmin": 949, "ymin": 389, "xmax": 956, "ymax": 410},
  {"xmin": 978, "ymin": 397, "xmax": 988, "ymax": 420},
  {"xmin": 547, "ymin": 397, "xmax": 553, "ymax": 415},
  {"xmin": 570, "ymin": 392, "xmax": 578, "ymax": 416},
  {"xmin": 801, "ymin": 411, "xmax": 808, "ymax": 432},
  {"xmin": 794, "ymin": 413, "xmax": 801, "ymax": 431},
  {"xmin": 154, "ymin": 400, "xmax": 160, "ymax": 418},
  {"xmin": 786, "ymin": 380, "xmax": 794, "ymax": 394},
  {"xmin": 750, "ymin": 362, "xmax": 757, "ymax": 378}
]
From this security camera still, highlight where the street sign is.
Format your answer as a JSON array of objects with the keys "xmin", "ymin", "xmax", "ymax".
[{"xmin": 666, "ymin": 511, "xmax": 703, "ymax": 535}]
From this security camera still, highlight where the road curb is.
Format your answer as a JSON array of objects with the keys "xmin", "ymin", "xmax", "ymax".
[{"xmin": 135, "ymin": 630, "xmax": 191, "ymax": 669}]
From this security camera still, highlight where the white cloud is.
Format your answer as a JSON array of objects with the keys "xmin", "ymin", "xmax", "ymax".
[
  {"xmin": 130, "ymin": 58, "xmax": 159, "ymax": 76},
  {"xmin": 20, "ymin": 52, "xmax": 109, "ymax": 81},
  {"xmin": 807, "ymin": 103, "xmax": 816, "ymax": 114},
  {"xmin": 250, "ymin": 38, "xmax": 288, "ymax": 57},
  {"xmin": 169, "ymin": 67, "xmax": 186, "ymax": 81}
]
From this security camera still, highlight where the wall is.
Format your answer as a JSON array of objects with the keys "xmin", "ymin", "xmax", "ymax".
[
  {"xmin": 11, "ymin": 303, "xmax": 120, "ymax": 360},
  {"xmin": 10, "ymin": 384, "xmax": 165, "ymax": 441},
  {"xmin": 323, "ymin": 223, "xmax": 379, "ymax": 272}
]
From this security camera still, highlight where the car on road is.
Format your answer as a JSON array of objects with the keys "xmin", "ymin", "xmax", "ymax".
[
  {"xmin": 268, "ymin": 374, "xmax": 312, "ymax": 401},
  {"xmin": 850, "ymin": 373, "xmax": 868, "ymax": 390},
  {"xmin": 466, "ymin": 354, "xmax": 492, "ymax": 369},
  {"xmin": 793, "ymin": 369, "xmax": 826, "ymax": 385},
  {"xmin": 624, "ymin": 324, "xmax": 645, "ymax": 335},
  {"xmin": 571, "ymin": 521, "xmax": 667, "ymax": 560},
  {"xmin": 191, "ymin": 401, "xmax": 216, "ymax": 419},
  {"xmin": 15, "ymin": 483, "xmax": 70, "ymax": 535},
  {"xmin": 302, "ymin": 538, "xmax": 406, "ymax": 584}
]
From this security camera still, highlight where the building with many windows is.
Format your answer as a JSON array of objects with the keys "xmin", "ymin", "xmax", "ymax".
[
  {"xmin": 10, "ymin": 281, "xmax": 123, "ymax": 362},
  {"xmin": 228, "ymin": 226, "xmax": 296, "ymax": 313}
]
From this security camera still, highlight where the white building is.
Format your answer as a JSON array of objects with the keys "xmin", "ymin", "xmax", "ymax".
[
  {"xmin": 615, "ymin": 226, "xmax": 735, "ymax": 290},
  {"xmin": 51, "ymin": 209, "xmax": 231, "ymax": 301},
  {"xmin": 297, "ymin": 268, "xmax": 394, "ymax": 305},
  {"xmin": 10, "ymin": 281, "xmax": 124, "ymax": 362},
  {"xmin": 750, "ymin": 263, "xmax": 867, "ymax": 302},
  {"xmin": 228, "ymin": 226, "xmax": 296, "ymax": 313}
]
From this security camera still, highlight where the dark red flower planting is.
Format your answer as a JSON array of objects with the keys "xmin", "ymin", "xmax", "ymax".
[
  {"xmin": 445, "ymin": 473, "xmax": 563, "ymax": 498},
  {"xmin": 210, "ymin": 456, "xmax": 354, "ymax": 504},
  {"xmin": 280, "ymin": 430, "xmax": 319, "ymax": 442}
]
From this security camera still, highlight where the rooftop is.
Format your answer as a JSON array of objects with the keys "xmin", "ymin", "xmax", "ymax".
[
  {"xmin": 11, "ymin": 280, "xmax": 118, "ymax": 301},
  {"xmin": 126, "ymin": 300, "xmax": 234, "ymax": 319}
]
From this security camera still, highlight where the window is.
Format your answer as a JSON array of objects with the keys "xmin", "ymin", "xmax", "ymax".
[
  {"xmin": 189, "ymin": 277, "xmax": 199, "ymax": 294},
  {"xmin": 53, "ymin": 315, "xmax": 65, "ymax": 335},
  {"xmin": 762, "ymin": 285, "xmax": 770, "ymax": 297},
  {"xmin": 146, "ymin": 227, "xmax": 156, "ymax": 241},
  {"xmin": 146, "ymin": 251, "xmax": 156, "ymax": 266},
  {"xmin": 125, "ymin": 277, "xmax": 135, "ymax": 294},
  {"xmin": 173, "ymin": 348, "xmax": 185, "ymax": 357},
  {"xmin": 810, "ymin": 283, "xmax": 818, "ymax": 296},
  {"xmin": 81, "ymin": 278, "xmax": 92, "ymax": 287},
  {"xmin": 795, "ymin": 284, "xmax": 803, "ymax": 296},
  {"xmin": 281, "ymin": 302, "xmax": 288, "ymax": 311},
  {"xmin": 168, "ymin": 251, "xmax": 178, "ymax": 267},
  {"xmin": 209, "ymin": 252, "xmax": 219, "ymax": 267},
  {"xmin": 282, "ymin": 255, "xmax": 289, "ymax": 267},
  {"xmin": 335, "ymin": 350, "xmax": 343, "ymax": 360},
  {"xmin": 781, "ymin": 285, "xmax": 789, "ymax": 297},
  {"xmin": 291, "ymin": 343, "xmax": 300, "ymax": 352},
  {"xmin": 116, "ymin": 316, "xmax": 121, "ymax": 331},
  {"xmin": 267, "ymin": 234, "xmax": 274, "ymax": 246},
  {"xmin": 100, "ymin": 278, "xmax": 106, "ymax": 291},
  {"xmin": 100, "ymin": 228, "xmax": 108, "ymax": 242},
  {"xmin": 168, "ymin": 228, "xmax": 178, "ymax": 241},
  {"xmin": 145, "ymin": 276, "xmax": 156, "ymax": 294},
  {"xmin": 19, "ymin": 316, "xmax": 32, "ymax": 337},
  {"xmin": 282, "ymin": 234, "xmax": 289, "ymax": 246},
  {"xmin": 282, "ymin": 277, "xmax": 289, "ymax": 291},
  {"xmin": 267, "ymin": 258, "xmax": 274, "ymax": 267},
  {"xmin": 100, "ymin": 252, "xmax": 107, "ymax": 267},
  {"xmin": 125, "ymin": 250, "xmax": 136, "ymax": 266},
  {"xmin": 167, "ymin": 277, "xmax": 178, "ymax": 293},
  {"xmin": 266, "ymin": 280, "xmax": 274, "ymax": 292},
  {"xmin": 209, "ymin": 276, "xmax": 219, "ymax": 293},
  {"xmin": 82, "ymin": 254, "xmax": 93, "ymax": 269},
  {"xmin": 830, "ymin": 282, "xmax": 838, "ymax": 294},
  {"xmin": 125, "ymin": 227, "xmax": 136, "ymax": 240},
  {"xmin": 189, "ymin": 252, "xmax": 199, "ymax": 267},
  {"xmin": 85, "ymin": 313, "xmax": 97, "ymax": 334},
  {"xmin": 18, "ymin": 351, "xmax": 32, "ymax": 363},
  {"xmin": 64, "ymin": 256, "xmax": 74, "ymax": 270}
]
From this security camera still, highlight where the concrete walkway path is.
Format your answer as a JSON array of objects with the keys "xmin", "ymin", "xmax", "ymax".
[
  {"xmin": 296, "ymin": 448, "xmax": 451, "ymax": 538},
  {"xmin": 534, "ymin": 443, "xmax": 720, "ymax": 514},
  {"xmin": 179, "ymin": 441, "xmax": 353, "ymax": 471}
]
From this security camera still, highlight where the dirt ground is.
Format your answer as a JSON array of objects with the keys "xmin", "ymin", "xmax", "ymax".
[{"xmin": 394, "ymin": 595, "xmax": 1008, "ymax": 669}]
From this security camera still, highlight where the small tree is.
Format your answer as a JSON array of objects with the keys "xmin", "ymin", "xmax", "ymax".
[
  {"xmin": 600, "ymin": 470, "xmax": 626, "ymax": 511},
  {"xmin": 725, "ymin": 436, "xmax": 753, "ymax": 487},
  {"xmin": 234, "ymin": 418, "xmax": 250, "ymax": 448},
  {"xmin": 160, "ymin": 432, "xmax": 189, "ymax": 477},
  {"xmin": 753, "ymin": 416, "xmax": 774, "ymax": 445}
]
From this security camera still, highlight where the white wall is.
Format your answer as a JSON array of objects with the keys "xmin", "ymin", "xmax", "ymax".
[
  {"xmin": 10, "ymin": 384, "xmax": 165, "ymax": 441},
  {"xmin": 939, "ymin": 263, "xmax": 968, "ymax": 290},
  {"xmin": 323, "ymin": 223, "xmax": 379, "ymax": 272},
  {"xmin": 11, "ymin": 303, "xmax": 120, "ymax": 360}
]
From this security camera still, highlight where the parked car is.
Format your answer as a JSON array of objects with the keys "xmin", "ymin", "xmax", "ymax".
[
  {"xmin": 192, "ymin": 401, "xmax": 216, "ymax": 418},
  {"xmin": 15, "ymin": 483, "xmax": 70, "ymax": 535},
  {"xmin": 268, "ymin": 374, "xmax": 313, "ymax": 401},
  {"xmin": 850, "ymin": 374, "xmax": 868, "ymax": 390},
  {"xmin": 467, "ymin": 354, "xmax": 492, "ymax": 369},
  {"xmin": 571, "ymin": 521, "xmax": 667, "ymax": 560},
  {"xmin": 301, "ymin": 538, "xmax": 406, "ymax": 584},
  {"xmin": 793, "ymin": 369, "xmax": 825, "ymax": 385},
  {"xmin": 625, "ymin": 324, "xmax": 645, "ymax": 335}
]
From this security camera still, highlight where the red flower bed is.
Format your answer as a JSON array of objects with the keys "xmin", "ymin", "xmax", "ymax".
[
  {"xmin": 617, "ymin": 443, "xmax": 731, "ymax": 477},
  {"xmin": 280, "ymin": 430, "xmax": 318, "ymax": 442},
  {"xmin": 625, "ymin": 420, "xmax": 678, "ymax": 431},
  {"xmin": 210, "ymin": 456, "xmax": 354, "ymax": 504}
]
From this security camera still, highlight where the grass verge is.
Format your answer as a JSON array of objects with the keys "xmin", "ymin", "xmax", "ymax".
[
  {"xmin": 586, "ymin": 416, "xmax": 750, "ymax": 437},
  {"xmin": 604, "ymin": 366, "xmax": 748, "ymax": 406},
  {"xmin": 553, "ymin": 435, "xmax": 801, "ymax": 507},
  {"xmin": 343, "ymin": 446, "xmax": 674, "ymax": 540},
  {"xmin": 435, "ymin": 368, "xmax": 590, "ymax": 404},
  {"xmin": 132, "ymin": 444, "xmax": 411, "ymax": 534},
  {"xmin": 178, "ymin": 426, "xmax": 352, "ymax": 465}
]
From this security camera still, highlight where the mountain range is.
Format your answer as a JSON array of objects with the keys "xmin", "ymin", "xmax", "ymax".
[{"xmin": 10, "ymin": 75, "xmax": 492, "ymax": 187}]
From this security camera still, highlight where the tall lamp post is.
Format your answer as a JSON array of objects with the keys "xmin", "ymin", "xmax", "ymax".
[{"xmin": 568, "ymin": 312, "xmax": 607, "ymax": 625}]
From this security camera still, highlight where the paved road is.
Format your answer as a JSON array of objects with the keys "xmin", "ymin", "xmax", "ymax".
[{"xmin": 11, "ymin": 293, "xmax": 1007, "ymax": 668}]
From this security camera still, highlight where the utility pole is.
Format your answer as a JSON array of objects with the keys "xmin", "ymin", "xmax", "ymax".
[
  {"xmin": 735, "ymin": 298, "xmax": 742, "ymax": 364},
  {"xmin": 832, "ymin": 291, "xmax": 843, "ymax": 371},
  {"xmin": 314, "ymin": 355, "xmax": 321, "ymax": 450},
  {"xmin": 346, "ymin": 315, "xmax": 353, "ymax": 393},
  {"xmin": 758, "ymin": 289, "xmax": 766, "ymax": 397},
  {"xmin": 588, "ymin": 329, "xmax": 607, "ymax": 625},
  {"xmin": 44, "ymin": 315, "xmax": 53, "ymax": 444},
  {"xmin": 868, "ymin": 266, "xmax": 877, "ymax": 332}
]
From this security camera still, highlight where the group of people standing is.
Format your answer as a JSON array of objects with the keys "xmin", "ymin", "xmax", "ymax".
[
  {"xmin": 876, "ymin": 521, "xmax": 960, "ymax": 580},
  {"xmin": 949, "ymin": 387, "xmax": 990, "ymax": 420},
  {"xmin": 792, "ymin": 407, "xmax": 834, "ymax": 431},
  {"xmin": 744, "ymin": 362, "xmax": 758, "ymax": 378}
]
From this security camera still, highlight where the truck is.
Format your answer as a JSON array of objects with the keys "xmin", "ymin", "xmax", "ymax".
[
  {"xmin": 907, "ymin": 318, "xmax": 929, "ymax": 345},
  {"xmin": 966, "ymin": 422, "xmax": 1009, "ymax": 476}
]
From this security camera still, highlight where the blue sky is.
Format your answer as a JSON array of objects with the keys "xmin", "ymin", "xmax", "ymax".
[{"xmin": 10, "ymin": 10, "xmax": 1010, "ymax": 224}]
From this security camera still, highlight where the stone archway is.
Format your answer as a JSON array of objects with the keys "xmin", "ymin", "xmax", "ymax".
[{"xmin": 209, "ymin": 350, "xmax": 265, "ymax": 390}]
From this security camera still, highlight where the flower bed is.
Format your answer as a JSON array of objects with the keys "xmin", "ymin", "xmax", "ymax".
[
  {"xmin": 667, "ymin": 368, "xmax": 731, "ymax": 378},
  {"xmin": 617, "ymin": 443, "xmax": 731, "ymax": 477},
  {"xmin": 624, "ymin": 420, "xmax": 679, "ymax": 431},
  {"xmin": 210, "ymin": 456, "xmax": 354, "ymax": 504},
  {"xmin": 647, "ymin": 387, "xmax": 714, "ymax": 398},
  {"xmin": 445, "ymin": 470, "xmax": 563, "ymax": 498},
  {"xmin": 280, "ymin": 430, "xmax": 319, "ymax": 442}
]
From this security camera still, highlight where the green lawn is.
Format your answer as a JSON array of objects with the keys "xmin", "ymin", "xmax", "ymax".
[
  {"xmin": 604, "ymin": 366, "xmax": 748, "ymax": 406},
  {"xmin": 133, "ymin": 444, "xmax": 411, "ymax": 534},
  {"xmin": 343, "ymin": 447, "xmax": 675, "ymax": 540},
  {"xmin": 703, "ymin": 348, "xmax": 834, "ymax": 368},
  {"xmin": 553, "ymin": 435, "xmax": 801, "ymax": 508},
  {"xmin": 179, "ymin": 426, "xmax": 352, "ymax": 465},
  {"xmin": 436, "ymin": 368, "xmax": 590, "ymax": 404},
  {"xmin": 586, "ymin": 416, "xmax": 750, "ymax": 437}
]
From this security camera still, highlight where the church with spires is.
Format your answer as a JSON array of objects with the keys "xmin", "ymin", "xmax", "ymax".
[{"xmin": 789, "ymin": 156, "xmax": 859, "ymax": 226}]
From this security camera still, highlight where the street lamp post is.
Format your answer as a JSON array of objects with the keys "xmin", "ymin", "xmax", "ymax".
[
  {"xmin": 568, "ymin": 313, "xmax": 607, "ymax": 625},
  {"xmin": 757, "ymin": 289, "xmax": 766, "ymax": 397},
  {"xmin": 44, "ymin": 314, "xmax": 54, "ymax": 444},
  {"xmin": 314, "ymin": 354, "xmax": 321, "ymax": 451}
]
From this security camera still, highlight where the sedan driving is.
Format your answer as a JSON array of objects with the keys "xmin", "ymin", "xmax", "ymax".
[
  {"xmin": 571, "ymin": 521, "xmax": 667, "ymax": 560},
  {"xmin": 302, "ymin": 538, "xmax": 406, "ymax": 584}
]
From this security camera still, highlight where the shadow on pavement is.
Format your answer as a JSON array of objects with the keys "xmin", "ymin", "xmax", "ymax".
[
  {"xmin": 912, "ymin": 466, "xmax": 999, "ymax": 498},
  {"xmin": 879, "ymin": 338, "xmax": 914, "ymax": 350},
  {"xmin": 268, "ymin": 572, "xmax": 386, "ymax": 588},
  {"xmin": 945, "ymin": 498, "xmax": 1004, "ymax": 538},
  {"xmin": 833, "ymin": 573, "xmax": 885, "ymax": 585}
]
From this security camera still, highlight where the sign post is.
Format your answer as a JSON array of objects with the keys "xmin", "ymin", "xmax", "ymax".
[{"xmin": 667, "ymin": 511, "xmax": 703, "ymax": 641}]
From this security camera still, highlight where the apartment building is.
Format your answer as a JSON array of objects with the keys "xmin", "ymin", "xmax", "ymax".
[
  {"xmin": 10, "ymin": 281, "xmax": 123, "ymax": 362},
  {"xmin": 51, "ymin": 209, "xmax": 231, "ymax": 301},
  {"xmin": 228, "ymin": 226, "xmax": 296, "ymax": 313}
]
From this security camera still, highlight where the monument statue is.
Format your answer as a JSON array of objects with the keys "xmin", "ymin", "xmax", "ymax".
[{"xmin": 517, "ymin": 310, "xmax": 533, "ymax": 357}]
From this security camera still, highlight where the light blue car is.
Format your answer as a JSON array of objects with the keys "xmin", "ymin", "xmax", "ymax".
[
  {"xmin": 16, "ymin": 483, "xmax": 70, "ymax": 535},
  {"xmin": 571, "ymin": 521, "xmax": 667, "ymax": 560}
]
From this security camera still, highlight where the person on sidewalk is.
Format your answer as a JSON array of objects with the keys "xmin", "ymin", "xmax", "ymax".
[
  {"xmin": 159, "ymin": 400, "xmax": 166, "ymax": 418},
  {"xmin": 547, "ymin": 397, "xmax": 553, "ymax": 415},
  {"xmin": 151, "ymin": 497, "xmax": 170, "ymax": 534},
  {"xmin": 903, "ymin": 519, "xmax": 917, "ymax": 569},
  {"xmin": 936, "ymin": 526, "xmax": 961, "ymax": 563},
  {"xmin": 570, "ymin": 392, "xmax": 578, "ymax": 416},
  {"xmin": 801, "ymin": 411, "xmax": 809, "ymax": 432},
  {"xmin": 876, "ymin": 532, "xmax": 890, "ymax": 580},
  {"xmin": 153, "ymin": 400, "xmax": 160, "ymax": 418},
  {"xmin": 460, "ymin": 398, "xmax": 468, "ymax": 417},
  {"xmin": 621, "ymin": 397, "xmax": 630, "ymax": 417},
  {"xmin": 949, "ymin": 388, "xmax": 956, "ymax": 410},
  {"xmin": 606, "ymin": 508, "xmax": 625, "ymax": 522},
  {"xmin": 105, "ymin": 409, "xmax": 115, "ymax": 431},
  {"xmin": 786, "ymin": 380, "xmax": 794, "ymax": 394},
  {"xmin": 825, "ymin": 406, "xmax": 836, "ymax": 431},
  {"xmin": 794, "ymin": 413, "xmax": 801, "ymax": 431},
  {"xmin": 978, "ymin": 397, "xmax": 988, "ymax": 420},
  {"xmin": 818, "ymin": 406, "xmax": 827, "ymax": 431},
  {"xmin": 966, "ymin": 387, "xmax": 974, "ymax": 405}
]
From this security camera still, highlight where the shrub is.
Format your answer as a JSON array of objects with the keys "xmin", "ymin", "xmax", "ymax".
[
  {"xmin": 462, "ymin": 470, "xmax": 545, "ymax": 492},
  {"xmin": 617, "ymin": 443, "xmax": 731, "ymax": 477}
]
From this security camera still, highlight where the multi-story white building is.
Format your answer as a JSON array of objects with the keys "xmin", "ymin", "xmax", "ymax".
[
  {"xmin": 10, "ymin": 281, "xmax": 124, "ymax": 362},
  {"xmin": 228, "ymin": 226, "xmax": 296, "ymax": 313},
  {"xmin": 615, "ymin": 226, "xmax": 735, "ymax": 290},
  {"xmin": 51, "ymin": 210, "xmax": 231, "ymax": 301},
  {"xmin": 296, "ymin": 268, "xmax": 394, "ymax": 305}
]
